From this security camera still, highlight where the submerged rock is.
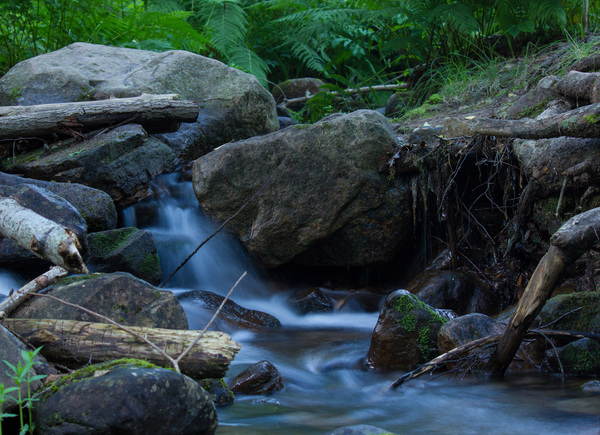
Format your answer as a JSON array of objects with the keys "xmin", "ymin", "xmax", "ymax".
[
  {"xmin": 11, "ymin": 272, "xmax": 187, "ymax": 330},
  {"xmin": 326, "ymin": 425, "xmax": 394, "ymax": 435},
  {"xmin": 35, "ymin": 363, "xmax": 217, "ymax": 434},
  {"xmin": 229, "ymin": 360, "xmax": 284, "ymax": 395},
  {"xmin": 87, "ymin": 227, "xmax": 161, "ymax": 285},
  {"xmin": 193, "ymin": 109, "xmax": 411, "ymax": 268},
  {"xmin": 366, "ymin": 289, "xmax": 447, "ymax": 370}
]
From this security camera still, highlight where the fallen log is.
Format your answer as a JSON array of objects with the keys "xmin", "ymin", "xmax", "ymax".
[
  {"xmin": 444, "ymin": 101, "xmax": 600, "ymax": 139},
  {"xmin": 0, "ymin": 197, "xmax": 87, "ymax": 274},
  {"xmin": 1, "ymin": 318, "xmax": 241, "ymax": 380},
  {"xmin": 0, "ymin": 93, "xmax": 199, "ymax": 140},
  {"xmin": 556, "ymin": 70, "xmax": 600, "ymax": 102},
  {"xmin": 281, "ymin": 83, "xmax": 408, "ymax": 108}
]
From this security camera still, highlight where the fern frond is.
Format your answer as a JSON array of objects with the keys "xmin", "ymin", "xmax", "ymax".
[
  {"xmin": 227, "ymin": 45, "xmax": 270, "ymax": 86},
  {"xmin": 431, "ymin": 3, "xmax": 480, "ymax": 35}
]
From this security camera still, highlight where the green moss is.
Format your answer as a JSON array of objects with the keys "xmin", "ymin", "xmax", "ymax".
[
  {"xmin": 54, "ymin": 273, "xmax": 103, "ymax": 287},
  {"xmin": 417, "ymin": 326, "xmax": 433, "ymax": 360},
  {"xmin": 584, "ymin": 113, "xmax": 600, "ymax": 124},
  {"xmin": 138, "ymin": 252, "xmax": 160, "ymax": 277},
  {"xmin": 559, "ymin": 340, "xmax": 600, "ymax": 374},
  {"xmin": 518, "ymin": 99, "xmax": 550, "ymax": 119},
  {"xmin": 89, "ymin": 228, "xmax": 137, "ymax": 257}
]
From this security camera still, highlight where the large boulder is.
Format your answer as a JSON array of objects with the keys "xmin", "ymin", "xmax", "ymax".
[
  {"xmin": 0, "ymin": 172, "xmax": 116, "ymax": 232},
  {"xmin": 34, "ymin": 362, "xmax": 217, "ymax": 434},
  {"xmin": 192, "ymin": 110, "xmax": 412, "ymax": 268},
  {"xmin": 10, "ymin": 272, "xmax": 188, "ymax": 330},
  {"xmin": 1, "ymin": 124, "xmax": 175, "ymax": 209},
  {"xmin": 0, "ymin": 42, "xmax": 279, "ymax": 162},
  {"xmin": 366, "ymin": 290, "xmax": 448, "ymax": 370},
  {"xmin": 538, "ymin": 291, "xmax": 600, "ymax": 333}
]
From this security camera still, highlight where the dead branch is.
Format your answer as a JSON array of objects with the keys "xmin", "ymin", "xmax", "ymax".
[{"xmin": 281, "ymin": 83, "xmax": 408, "ymax": 108}]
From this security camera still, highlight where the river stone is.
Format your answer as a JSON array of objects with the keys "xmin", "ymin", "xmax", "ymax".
[
  {"xmin": 0, "ymin": 172, "xmax": 117, "ymax": 232},
  {"xmin": 538, "ymin": 291, "xmax": 600, "ymax": 333},
  {"xmin": 192, "ymin": 109, "xmax": 412, "ymax": 268},
  {"xmin": 34, "ymin": 364, "xmax": 217, "ymax": 435},
  {"xmin": 582, "ymin": 380, "xmax": 600, "ymax": 392},
  {"xmin": 407, "ymin": 270, "xmax": 501, "ymax": 316},
  {"xmin": 292, "ymin": 287, "xmax": 334, "ymax": 314},
  {"xmin": 2, "ymin": 124, "xmax": 175, "ymax": 209},
  {"xmin": 229, "ymin": 360, "xmax": 284, "ymax": 395},
  {"xmin": 10, "ymin": 272, "xmax": 188, "ymax": 330},
  {"xmin": 326, "ymin": 425, "xmax": 393, "ymax": 435},
  {"xmin": 0, "ymin": 184, "xmax": 88, "ymax": 272},
  {"xmin": 201, "ymin": 378, "xmax": 235, "ymax": 407},
  {"xmin": 87, "ymin": 228, "xmax": 161, "ymax": 285},
  {"xmin": 547, "ymin": 338, "xmax": 600, "ymax": 375},
  {"xmin": 178, "ymin": 290, "xmax": 281, "ymax": 330},
  {"xmin": 366, "ymin": 290, "xmax": 447, "ymax": 371},
  {"xmin": 0, "ymin": 42, "xmax": 279, "ymax": 162}
]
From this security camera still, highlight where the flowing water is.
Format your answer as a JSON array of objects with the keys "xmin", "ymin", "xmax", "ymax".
[{"xmin": 2, "ymin": 173, "xmax": 600, "ymax": 434}]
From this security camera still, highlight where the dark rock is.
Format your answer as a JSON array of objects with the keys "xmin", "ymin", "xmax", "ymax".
[
  {"xmin": 292, "ymin": 287, "xmax": 334, "ymax": 314},
  {"xmin": 385, "ymin": 91, "xmax": 405, "ymax": 117},
  {"xmin": 582, "ymin": 380, "xmax": 600, "ymax": 392},
  {"xmin": 366, "ymin": 290, "xmax": 447, "ymax": 370},
  {"xmin": 201, "ymin": 378, "xmax": 235, "ymax": 407},
  {"xmin": 407, "ymin": 270, "xmax": 501, "ymax": 316},
  {"xmin": 34, "ymin": 363, "xmax": 217, "ymax": 434},
  {"xmin": 87, "ymin": 228, "xmax": 161, "ymax": 285},
  {"xmin": 2, "ymin": 124, "xmax": 175, "ymax": 209},
  {"xmin": 229, "ymin": 360, "xmax": 284, "ymax": 395},
  {"xmin": 11, "ymin": 272, "xmax": 188, "ymax": 330},
  {"xmin": 271, "ymin": 77, "xmax": 326, "ymax": 111},
  {"xmin": 505, "ymin": 75, "xmax": 562, "ymax": 119},
  {"xmin": 0, "ymin": 42, "xmax": 279, "ymax": 163},
  {"xmin": 192, "ymin": 110, "xmax": 412, "ymax": 268},
  {"xmin": 278, "ymin": 116, "xmax": 297, "ymax": 129},
  {"xmin": 538, "ymin": 291, "xmax": 600, "ymax": 333},
  {"xmin": 547, "ymin": 338, "xmax": 600, "ymax": 375},
  {"xmin": 178, "ymin": 290, "xmax": 281, "ymax": 330},
  {"xmin": 408, "ymin": 126, "xmax": 443, "ymax": 145},
  {"xmin": 326, "ymin": 424, "xmax": 393, "ymax": 435},
  {"xmin": 0, "ymin": 172, "xmax": 117, "ymax": 232}
]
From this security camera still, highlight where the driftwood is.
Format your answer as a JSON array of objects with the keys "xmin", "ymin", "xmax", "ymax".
[
  {"xmin": 2, "ymin": 318, "xmax": 241, "ymax": 379},
  {"xmin": 486, "ymin": 207, "xmax": 600, "ymax": 375},
  {"xmin": 0, "ymin": 93, "xmax": 199, "ymax": 140},
  {"xmin": 281, "ymin": 83, "xmax": 408, "ymax": 108},
  {"xmin": 0, "ymin": 197, "xmax": 87, "ymax": 273},
  {"xmin": 0, "ymin": 266, "xmax": 67, "ymax": 319}
]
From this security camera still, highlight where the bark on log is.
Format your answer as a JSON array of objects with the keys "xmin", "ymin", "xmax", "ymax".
[
  {"xmin": 1, "ymin": 318, "xmax": 241, "ymax": 379},
  {"xmin": 281, "ymin": 83, "xmax": 408, "ymax": 107},
  {"xmin": 0, "ymin": 266, "xmax": 67, "ymax": 319},
  {"xmin": 0, "ymin": 94, "xmax": 199, "ymax": 139},
  {"xmin": 448, "ymin": 102, "xmax": 600, "ymax": 139},
  {"xmin": 0, "ymin": 197, "xmax": 87, "ymax": 273},
  {"xmin": 486, "ymin": 206, "xmax": 600, "ymax": 376},
  {"xmin": 555, "ymin": 70, "xmax": 600, "ymax": 102}
]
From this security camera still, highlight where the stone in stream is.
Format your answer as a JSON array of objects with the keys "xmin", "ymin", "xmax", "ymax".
[
  {"xmin": 292, "ymin": 287, "xmax": 334, "ymax": 314},
  {"xmin": 229, "ymin": 360, "xmax": 284, "ymax": 395},
  {"xmin": 547, "ymin": 338, "xmax": 600, "ymax": 375},
  {"xmin": 34, "ymin": 362, "xmax": 218, "ymax": 434},
  {"xmin": 326, "ymin": 425, "xmax": 394, "ymax": 435}
]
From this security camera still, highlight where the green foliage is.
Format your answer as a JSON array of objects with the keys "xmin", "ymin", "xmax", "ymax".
[{"xmin": 1, "ymin": 347, "xmax": 47, "ymax": 435}]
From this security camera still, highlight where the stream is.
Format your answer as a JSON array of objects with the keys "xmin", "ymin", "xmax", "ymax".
[{"xmin": 2, "ymin": 173, "xmax": 600, "ymax": 433}]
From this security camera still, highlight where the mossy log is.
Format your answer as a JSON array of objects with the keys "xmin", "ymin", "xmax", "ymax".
[
  {"xmin": 0, "ymin": 93, "xmax": 199, "ymax": 140},
  {"xmin": 1, "ymin": 318, "xmax": 241, "ymax": 379}
]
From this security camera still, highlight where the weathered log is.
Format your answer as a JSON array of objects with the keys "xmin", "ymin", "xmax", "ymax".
[
  {"xmin": 281, "ymin": 83, "xmax": 408, "ymax": 108},
  {"xmin": 555, "ymin": 70, "xmax": 600, "ymax": 102},
  {"xmin": 0, "ymin": 266, "xmax": 67, "ymax": 319},
  {"xmin": 486, "ymin": 206, "xmax": 600, "ymax": 376},
  {"xmin": 1, "ymin": 318, "xmax": 241, "ymax": 379},
  {"xmin": 0, "ymin": 93, "xmax": 199, "ymax": 139},
  {"xmin": 0, "ymin": 197, "xmax": 87, "ymax": 273},
  {"xmin": 445, "ymin": 102, "xmax": 600, "ymax": 139}
]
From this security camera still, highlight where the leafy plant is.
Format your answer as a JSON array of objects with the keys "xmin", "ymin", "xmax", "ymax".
[
  {"xmin": 0, "ymin": 384, "xmax": 18, "ymax": 435},
  {"xmin": 2, "ymin": 347, "xmax": 47, "ymax": 435}
]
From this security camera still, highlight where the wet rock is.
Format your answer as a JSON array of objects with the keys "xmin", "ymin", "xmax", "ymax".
[
  {"xmin": 326, "ymin": 424, "xmax": 394, "ymax": 435},
  {"xmin": 438, "ymin": 313, "xmax": 544, "ymax": 371},
  {"xmin": 0, "ymin": 184, "xmax": 88, "ymax": 271},
  {"xmin": 34, "ymin": 363, "xmax": 217, "ymax": 434},
  {"xmin": 582, "ymin": 380, "xmax": 600, "ymax": 392},
  {"xmin": 201, "ymin": 378, "xmax": 235, "ymax": 407},
  {"xmin": 407, "ymin": 270, "xmax": 501, "ymax": 316},
  {"xmin": 539, "ymin": 291, "xmax": 600, "ymax": 333},
  {"xmin": 366, "ymin": 290, "xmax": 447, "ymax": 370},
  {"xmin": 0, "ymin": 42, "xmax": 278, "ymax": 163},
  {"xmin": 193, "ymin": 110, "xmax": 412, "ymax": 268},
  {"xmin": 11, "ymin": 272, "xmax": 188, "ymax": 330},
  {"xmin": 547, "ymin": 338, "xmax": 600, "ymax": 375},
  {"xmin": 271, "ymin": 77, "xmax": 325, "ymax": 111},
  {"xmin": 178, "ymin": 290, "xmax": 281, "ymax": 330},
  {"xmin": 87, "ymin": 228, "xmax": 161, "ymax": 285},
  {"xmin": 3, "ymin": 124, "xmax": 175, "ymax": 209},
  {"xmin": 0, "ymin": 172, "xmax": 117, "ymax": 232},
  {"xmin": 292, "ymin": 287, "xmax": 334, "ymax": 314},
  {"xmin": 229, "ymin": 360, "xmax": 284, "ymax": 395}
]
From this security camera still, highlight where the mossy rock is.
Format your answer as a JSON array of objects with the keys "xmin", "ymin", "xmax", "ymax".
[{"xmin": 539, "ymin": 291, "xmax": 600, "ymax": 333}]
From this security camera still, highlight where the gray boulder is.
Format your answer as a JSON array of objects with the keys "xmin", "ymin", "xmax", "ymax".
[
  {"xmin": 366, "ymin": 290, "xmax": 447, "ymax": 371},
  {"xmin": 0, "ymin": 42, "xmax": 279, "ymax": 162},
  {"xmin": 10, "ymin": 272, "xmax": 188, "ymax": 330},
  {"xmin": 34, "ymin": 363, "xmax": 217, "ymax": 435},
  {"xmin": 0, "ymin": 172, "xmax": 117, "ymax": 232},
  {"xmin": 87, "ymin": 228, "xmax": 162, "ymax": 285},
  {"xmin": 192, "ymin": 110, "xmax": 411, "ymax": 268},
  {"xmin": 2, "ymin": 124, "xmax": 175, "ymax": 209}
]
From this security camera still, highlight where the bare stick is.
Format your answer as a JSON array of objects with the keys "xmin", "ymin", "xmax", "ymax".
[{"xmin": 281, "ymin": 83, "xmax": 408, "ymax": 107}]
